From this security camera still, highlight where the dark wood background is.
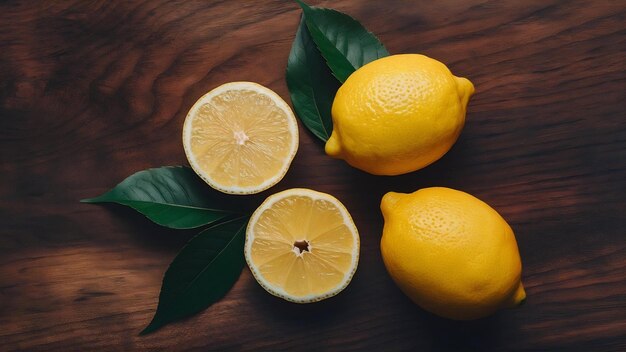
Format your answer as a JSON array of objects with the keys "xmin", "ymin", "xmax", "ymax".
[{"xmin": 1, "ymin": 0, "xmax": 625, "ymax": 351}]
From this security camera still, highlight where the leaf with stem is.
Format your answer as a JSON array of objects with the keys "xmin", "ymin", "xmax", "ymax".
[
  {"xmin": 82, "ymin": 166, "xmax": 234, "ymax": 229},
  {"xmin": 295, "ymin": 0, "xmax": 389, "ymax": 83},
  {"xmin": 286, "ymin": 15, "xmax": 341, "ymax": 142},
  {"xmin": 141, "ymin": 217, "xmax": 249, "ymax": 335}
]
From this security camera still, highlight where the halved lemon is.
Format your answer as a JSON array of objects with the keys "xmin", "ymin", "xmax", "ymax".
[
  {"xmin": 245, "ymin": 188, "xmax": 360, "ymax": 303},
  {"xmin": 182, "ymin": 82, "xmax": 299, "ymax": 194}
]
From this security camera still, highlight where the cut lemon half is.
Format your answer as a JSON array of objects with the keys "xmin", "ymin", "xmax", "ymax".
[
  {"xmin": 245, "ymin": 188, "xmax": 360, "ymax": 303},
  {"xmin": 182, "ymin": 82, "xmax": 299, "ymax": 194}
]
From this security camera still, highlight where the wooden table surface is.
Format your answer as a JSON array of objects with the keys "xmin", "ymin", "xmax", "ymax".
[{"xmin": 1, "ymin": 1, "xmax": 625, "ymax": 351}]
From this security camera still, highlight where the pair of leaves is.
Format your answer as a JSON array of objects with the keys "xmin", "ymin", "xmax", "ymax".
[
  {"xmin": 286, "ymin": 0, "xmax": 389, "ymax": 142},
  {"xmin": 84, "ymin": 0, "xmax": 391, "ymax": 336},
  {"xmin": 83, "ymin": 166, "xmax": 248, "ymax": 334}
]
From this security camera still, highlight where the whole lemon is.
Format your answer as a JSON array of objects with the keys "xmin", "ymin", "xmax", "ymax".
[
  {"xmin": 325, "ymin": 54, "xmax": 474, "ymax": 175},
  {"xmin": 380, "ymin": 187, "xmax": 526, "ymax": 320}
]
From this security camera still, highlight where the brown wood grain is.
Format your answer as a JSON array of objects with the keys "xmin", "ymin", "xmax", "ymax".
[{"xmin": 1, "ymin": 0, "xmax": 625, "ymax": 351}]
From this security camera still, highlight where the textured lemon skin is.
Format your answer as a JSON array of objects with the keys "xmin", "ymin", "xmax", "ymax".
[
  {"xmin": 380, "ymin": 187, "xmax": 525, "ymax": 320},
  {"xmin": 326, "ymin": 54, "xmax": 474, "ymax": 175}
]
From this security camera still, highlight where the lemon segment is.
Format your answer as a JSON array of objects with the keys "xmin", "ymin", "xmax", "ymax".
[
  {"xmin": 183, "ymin": 82, "xmax": 298, "ymax": 194},
  {"xmin": 245, "ymin": 189, "xmax": 360, "ymax": 303}
]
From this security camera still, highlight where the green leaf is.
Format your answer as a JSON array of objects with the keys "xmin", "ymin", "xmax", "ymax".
[
  {"xmin": 296, "ymin": 0, "xmax": 389, "ymax": 83},
  {"xmin": 140, "ymin": 217, "xmax": 248, "ymax": 335},
  {"xmin": 82, "ymin": 166, "xmax": 233, "ymax": 229},
  {"xmin": 287, "ymin": 15, "xmax": 340, "ymax": 142}
]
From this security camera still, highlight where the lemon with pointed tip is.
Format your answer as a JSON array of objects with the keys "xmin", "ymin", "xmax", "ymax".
[
  {"xmin": 326, "ymin": 54, "xmax": 474, "ymax": 175},
  {"xmin": 380, "ymin": 187, "xmax": 526, "ymax": 320}
]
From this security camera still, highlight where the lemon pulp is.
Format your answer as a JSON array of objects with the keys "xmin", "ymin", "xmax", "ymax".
[
  {"xmin": 183, "ymin": 82, "xmax": 298, "ymax": 194},
  {"xmin": 245, "ymin": 189, "xmax": 360, "ymax": 302}
]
